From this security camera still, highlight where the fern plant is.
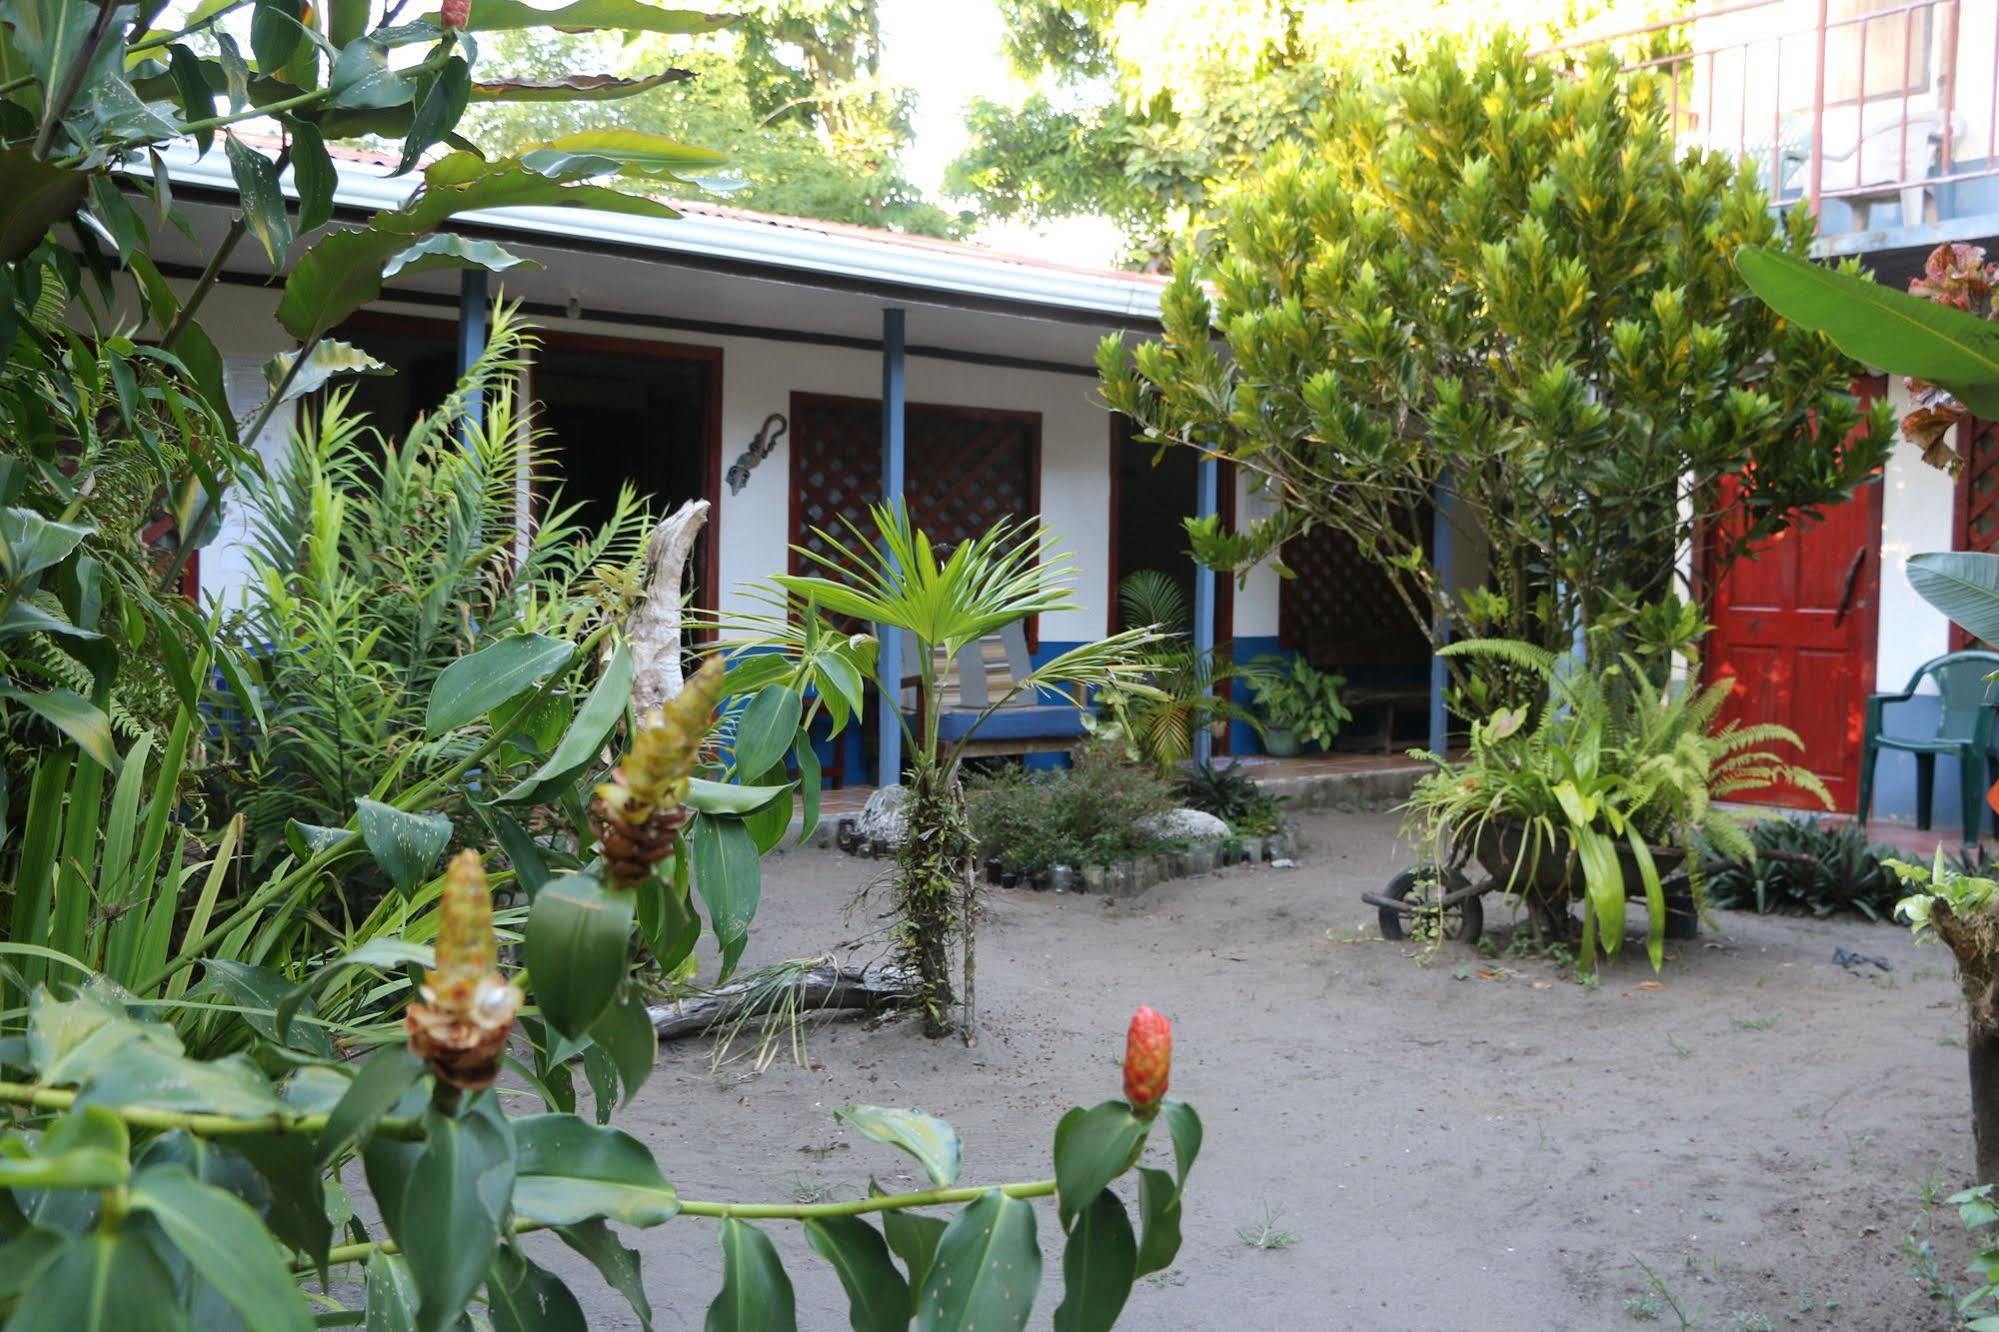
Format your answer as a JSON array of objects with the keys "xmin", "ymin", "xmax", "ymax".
[
  {"xmin": 209, "ymin": 310, "xmax": 655, "ymax": 870},
  {"xmin": 1405, "ymin": 636, "xmax": 1828, "ymax": 971}
]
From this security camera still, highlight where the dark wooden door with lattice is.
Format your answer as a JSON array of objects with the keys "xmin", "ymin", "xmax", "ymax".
[
  {"xmin": 789, "ymin": 393, "xmax": 1041, "ymax": 632},
  {"xmin": 1954, "ymin": 414, "xmax": 1999, "ymax": 649},
  {"xmin": 1277, "ymin": 520, "xmax": 1433, "ymax": 670}
]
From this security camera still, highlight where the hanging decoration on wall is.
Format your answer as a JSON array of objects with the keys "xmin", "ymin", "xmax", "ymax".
[{"xmin": 726, "ymin": 412, "xmax": 788, "ymax": 494}]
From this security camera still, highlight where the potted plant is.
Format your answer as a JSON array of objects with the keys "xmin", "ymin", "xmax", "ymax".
[
  {"xmin": 1404, "ymin": 637, "xmax": 1826, "ymax": 971},
  {"xmin": 1247, "ymin": 655, "xmax": 1352, "ymax": 756}
]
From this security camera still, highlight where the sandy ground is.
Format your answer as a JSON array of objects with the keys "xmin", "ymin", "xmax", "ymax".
[{"xmin": 515, "ymin": 809, "xmax": 1985, "ymax": 1330}]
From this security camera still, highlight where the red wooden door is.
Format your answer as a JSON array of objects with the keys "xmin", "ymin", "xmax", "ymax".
[{"xmin": 1704, "ymin": 404, "xmax": 1884, "ymax": 814}]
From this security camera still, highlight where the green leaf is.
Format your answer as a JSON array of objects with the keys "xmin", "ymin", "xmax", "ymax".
[
  {"xmin": 0, "ymin": 1226, "xmax": 67, "ymax": 1302},
  {"xmin": 794, "ymin": 738, "xmax": 821, "ymax": 846},
  {"xmin": 397, "ymin": 1103, "xmax": 516, "ymax": 1332},
  {"xmin": 0, "ymin": 506, "xmax": 93, "ymax": 580},
  {"xmin": 708, "ymin": 1218, "xmax": 798, "ymax": 1332},
  {"xmin": 510, "ymin": 1113, "xmax": 679, "ymax": 1227},
  {"xmin": 224, "ymin": 134, "xmax": 292, "ymax": 266},
  {"xmin": 354, "ymin": 797, "xmax": 452, "ymax": 893},
  {"xmin": 198, "ymin": 958, "xmax": 336, "ymax": 1056},
  {"xmin": 517, "ymin": 128, "xmax": 723, "ymax": 178},
  {"xmin": 0, "ymin": 599, "xmax": 97, "ymax": 644},
  {"xmin": 384, "ymin": 233, "xmax": 536, "ymax": 282},
  {"xmin": 284, "ymin": 819, "xmax": 349, "ymax": 861},
  {"xmin": 913, "ymin": 1189, "xmax": 1041, "ymax": 1332},
  {"xmin": 1052, "ymin": 1102, "xmax": 1145, "ymax": 1222},
  {"xmin": 328, "ymin": 36, "xmax": 412, "ymax": 110},
  {"xmin": 1052, "ymin": 1189, "xmax": 1136, "ymax": 1332},
  {"xmin": 394, "ymin": 56, "xmax": 470, "ymax": 174},
  {"xmin": 486, "ymin": 1247, "xmax": 586, "ymax": 1332},
  {"xmin": 500, "ymin": 642, "xmax": 634, "ymax": 803},
  {"xmin": 1737, "ymin": 245, "xmax": 1999, "ymax": 416},
  {"xmin": 1130, "ymin": 1167, "xmax": 1182, "ymax": 1277},
  {"xmin": 882, "ymin": 1204, "xmax": 946, "ymax": 1292},
  {"xmin": 685, "ymin": 777, "xmax": 793, "ymax": 815},
  {"xmin": 523, "ymin": 873, "xmax": 635, "ymax": 1039},
  {"xmin": 1908, "ymin": 551, "xmax": 1999, "ymax": 645},
  {"xmin": 587, "ymin": 984, "xmax": 655, "ymax": 1109},
  {"xmin": 4, "ymin": 1230, "xmax": 181, "ymax": 1331},
  {"xmin": 289, "ymin": 120, "xmax": 335, "ymax": 230},
  {"xmin": 80, "ymin": 1045, "xmax": 287, "ymax": 1118},
  {"xmin": 263, "ymin": 338, "xmax": 391, "ymax": 405},
  {"xmin": 732, "ymin": 685, "xmax": 801, "ymax": 778},
  {"xmin": 689, "ymin": 814, "xmax": 761, "ymax": 982},
  {"xmin": 315, "ymin": 1044, "xmax": 427, "ymax": 1168},
  {"xmin": 0, "ymin": 686, "xmax": 116, "ymax": 771},
  {"xmin": 1162, "ymin": 1101, "xmax": 1201, "ymax": 1190},
  {"xmin": 130, "ymin": 1163, "xmax": 313, "ymax": 1332},
  {"xmin": 227, "ymin": 1130, "xmax": 331, "ymax": 1267},
  {"xmin": 0, "ymin": 148, "xmax": 86, "ymax": 262},
  {"xmin": 364, "ymin": 1251, "xmax": 419, "ymax": 1332},
  {"xmin": 250, "ymin": 0, "xmax": 303, "ymax": 70},
  {"xmin": 554, "ymin": 1220, "xmax": 653, "ymax": 1330},
  {"xmin": 838, "ymin": 1106, "xmax": 963, "ymax": 1188},
  {"xmin": 436, "ymin": 0, "xmax": 733, "ymax": 33},
  {"xmin": 470, "ymin": 69, "xmax": 692, "ymax": 102},
  {"xmin": 743, "ymin": 762, "xmax": 794, "ymax": 855},
  {"xmin": 803, "ymin": 1215, "xmax": 911, "ymax": 1332},
  {"xmin": 0, "ymin": 1105, "xmax": 128, "ymax": 1191},
  {"xmin": 165, "ymin": 44, "xmax": 217, "ymax": 154},
  {"xmin": 427, "ymin": 633, "xmax": 573, "ymax": 734}
]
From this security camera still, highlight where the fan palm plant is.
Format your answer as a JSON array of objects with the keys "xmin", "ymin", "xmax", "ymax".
[{"xmin": 776, "ymin": 503, "xmax": 1160, "ymax": 1036}]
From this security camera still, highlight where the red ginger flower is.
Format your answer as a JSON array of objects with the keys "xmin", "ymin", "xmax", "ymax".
[
  {"xmin": 441, "ymin": 0, "xmax": 471, "ymax": 28},
  {"xmin": 1123, "ymin": 1006, "xmax": 1171, "ymax": 1119}
]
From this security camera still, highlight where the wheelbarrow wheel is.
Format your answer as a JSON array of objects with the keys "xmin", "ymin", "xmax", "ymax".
[{"xmin": 1377, "ymin": 867, "xmax": 1483, "ymax": 945}]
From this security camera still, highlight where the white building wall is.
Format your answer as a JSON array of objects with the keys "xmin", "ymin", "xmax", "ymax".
[
  {"xmin": 179, "ymin": 289, "xmax": 1124, "ymax": 643},
  {"xmin": 1876, "ymin": 376, "xmax": 1959, "ymax": 693}
]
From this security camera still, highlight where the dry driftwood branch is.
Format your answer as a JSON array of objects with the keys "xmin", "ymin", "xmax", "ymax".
[
  {"xmin": 630, "ymin": 498, "xmax": 709, "ymax": 715},
  {"xmin": 646, "ymin": 961, "xmax": 914, "ymax": 1042}
]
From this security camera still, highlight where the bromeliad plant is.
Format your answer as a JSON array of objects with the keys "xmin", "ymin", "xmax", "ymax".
[
  {"xmin": 772, "ymin": 503, "xmax": 1161, "ymax": 1038},
  {"xmin": 1407, "ymin": 636, "xmax": 1826, "ymax": 972}
]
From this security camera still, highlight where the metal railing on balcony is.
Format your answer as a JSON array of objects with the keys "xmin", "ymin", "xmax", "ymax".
[{"xmin": 1546, "ymin": 0, "xmax": 1999, "ymax": 239}]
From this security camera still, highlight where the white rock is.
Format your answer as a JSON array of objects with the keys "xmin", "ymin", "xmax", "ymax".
[
  {"xmin": 1270, "ymin": 857, "xmax": 1297, "ymax": 870},
  {"xmin": 1137, "ymin": 807, "xmax": 1231, "ymax": 844},
  {"xmin": 855, "ymin": 784, "xmax": 909, "ymax": 847}
]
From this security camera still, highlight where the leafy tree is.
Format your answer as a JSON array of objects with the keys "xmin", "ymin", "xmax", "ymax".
[
  {"xmin": 952, "ymin": 0, "xmax": 1681, "ymax": 258},
  {"xmin": 1098, "ymin": 37, "xmax": 1892, "ymax": 671},
  {"xmin": 463, "ymin": 5, "xmax": 967, "ymax": 235}
]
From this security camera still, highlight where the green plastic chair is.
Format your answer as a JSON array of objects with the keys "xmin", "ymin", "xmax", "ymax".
[{"xmin": 1858, "ymin": 650, "xmax": 1999, "ymax": 840}]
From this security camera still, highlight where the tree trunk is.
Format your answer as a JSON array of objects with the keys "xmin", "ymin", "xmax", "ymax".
[
  {"xmin": 1972, "ymin": 984, "xmax": 1999, "ymax": 1186},
  {"xmin": 629, "ymin": 499, "xmax": 709, "ymax": 716},
  {"xmin": 895, "ymin": 757, "xmax": 969, "ymax": 1038}
]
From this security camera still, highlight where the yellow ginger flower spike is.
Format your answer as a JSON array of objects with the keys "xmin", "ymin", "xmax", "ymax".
[
  {"xmin": 406, "ymin": 850, "xmax": 522, "ymax": 1091},
  {"xmin": 592, "ymin": 658, "xmax": 725, "ymax": 885}
]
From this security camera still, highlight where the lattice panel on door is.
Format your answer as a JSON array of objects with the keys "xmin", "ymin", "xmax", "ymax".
[
  {"xmin": 791, "ymin": 393, "xmax": 1038, "ymax": 585},
  {"xmin": 1277, "ymin": 520, "xmax": 1432, "ymax": 669},
  {"xmin": 1954, "ymin": 416, "xmax": 1999, "ymax": 649}
]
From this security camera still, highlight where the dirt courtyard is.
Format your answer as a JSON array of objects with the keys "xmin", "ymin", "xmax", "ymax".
[{"xmin": 534, "ymin": 808, "xmax": 1983, "ymax": 1329}]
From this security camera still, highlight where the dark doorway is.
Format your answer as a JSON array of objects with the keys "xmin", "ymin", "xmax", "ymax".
[
  {"xmin": 327, "ymin": 314, "xmax": 459, "ymax": 442},
  {"xmin": 1112, "ymin": 415, "xmax": 1199, "ymax": 629},
  {"xmin": 532, "ymin": 335, "xmax": 716, "ymax": 539}
]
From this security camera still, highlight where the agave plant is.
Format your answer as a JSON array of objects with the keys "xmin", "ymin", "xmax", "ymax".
[{"xmin": 775, "ymin": 503, "xmax": 1160, "ymax": 1037}]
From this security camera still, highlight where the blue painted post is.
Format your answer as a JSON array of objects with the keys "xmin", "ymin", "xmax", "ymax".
[
  {"xmin": 1192, "ymin": 454, "xmax": 1219, "ymax": 767},
  {"xmin": 456, "ymin": 267, "xmax": 490, "ymax": 443},
  {"xmin": 1429, "ymin": 473, "xmax": 1456, "ymax": 757},
  {"xmin": 878, "ymin": 308, "xmax": 907, "ymax": 786}
]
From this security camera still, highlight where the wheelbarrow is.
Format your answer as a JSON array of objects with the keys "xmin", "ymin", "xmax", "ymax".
[{"xmin": 1362, "ymin": 821, "xmax": 1699, "ymax": 946}]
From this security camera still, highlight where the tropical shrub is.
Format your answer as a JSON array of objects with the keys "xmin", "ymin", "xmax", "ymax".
[
  {"xmin": 1099, "ymin": 35, "xmax": 1890, "ymax": 668},
  {"xmin": 773, "ymin": 504, "xmax": 1159, "ymax": 1037},
  {"xmin": 1406, "ymin": 637, "xmax": 1826, "ymax": 971},
  {"xmin": 1089, "ymin": 569, "xmax": 1259, "ymax": 770},
  {"xmin": 1246, "ymin": 654, "xmax": 1351, "ymax": 752},
  {"xmin": 966, "ymin": 740, "xmax": 1178, "ymax": 877},
  {"xmin": 1701, "ymin": 816, "xmax": 1902, "ymax": 920},
  {"xmin": 210, "ymin": 311, "xmax": 654, "ymax": 869},
  {"xmin": 1177, "ymin": 760, "xmax": 1283, "ymax": 837}
]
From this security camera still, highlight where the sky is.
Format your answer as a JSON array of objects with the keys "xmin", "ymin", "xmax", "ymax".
[{"xmin": 876, "ymin": 0, "xmax": 1127, "ymax": 266}]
